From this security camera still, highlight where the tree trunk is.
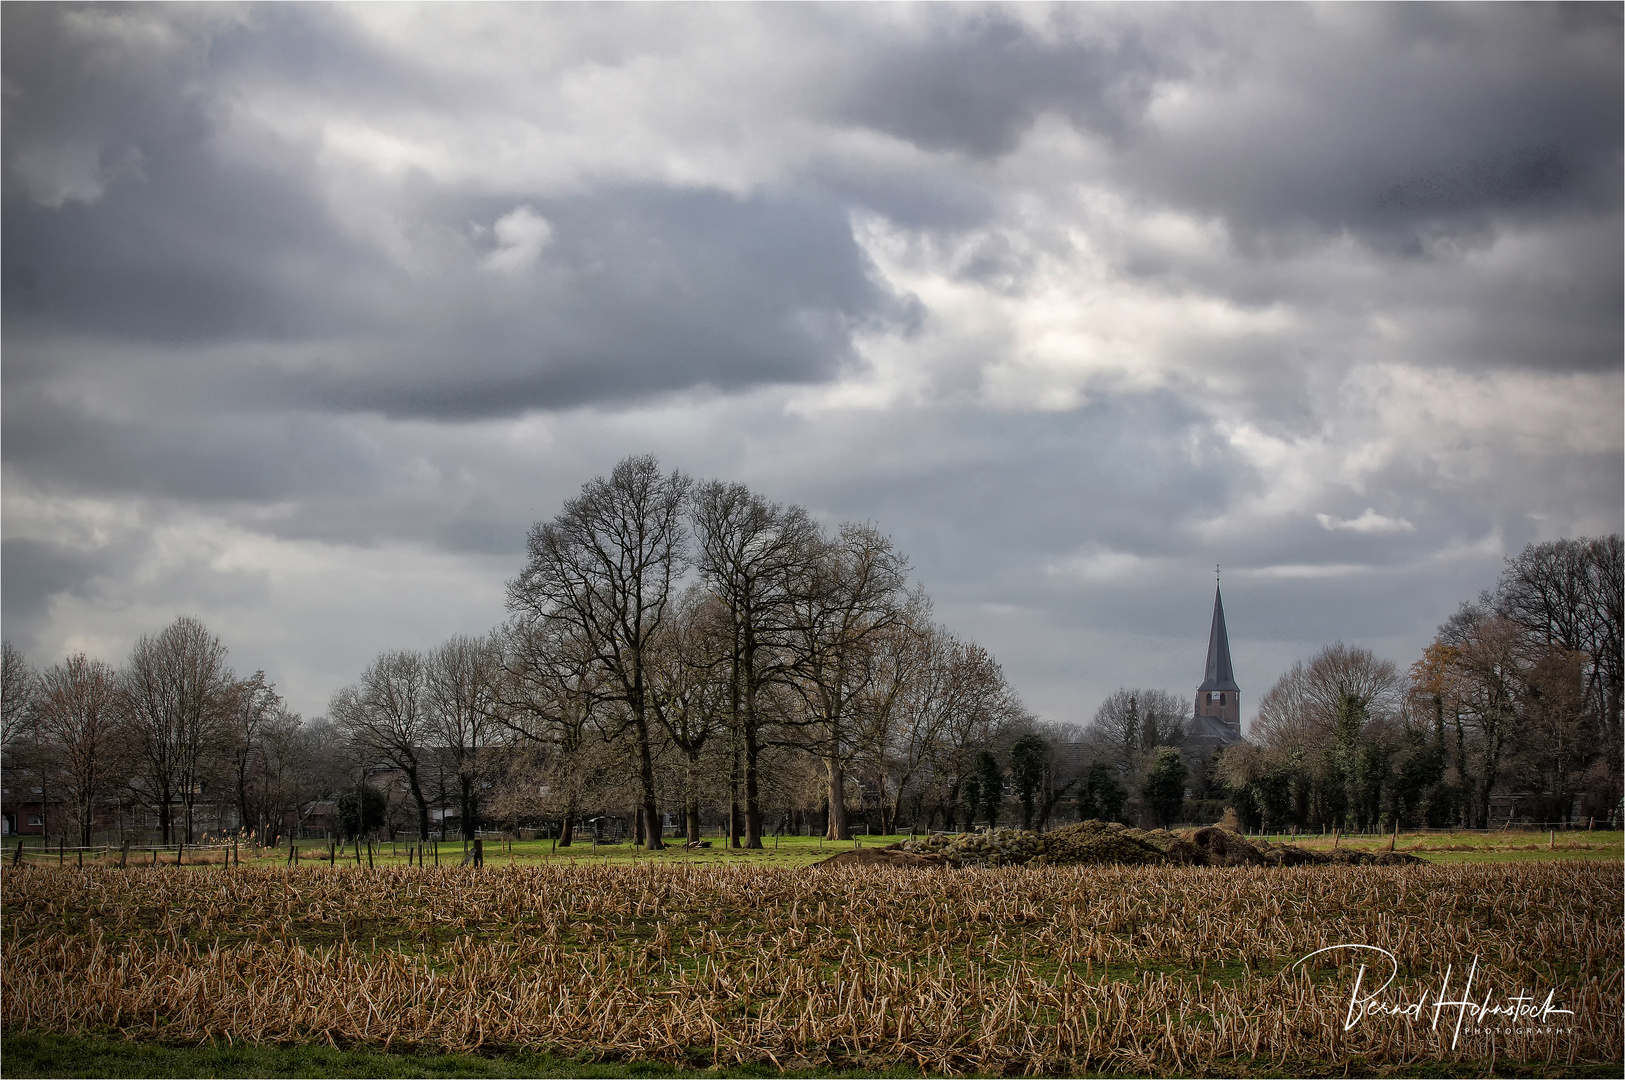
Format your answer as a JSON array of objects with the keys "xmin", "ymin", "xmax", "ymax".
[
  {"xmin": 405, "ymin": 768, "xmax": 431, "ymax": 842},
  {"xmin": 825, "ymin": 757, "xmax": 849, "ymax": 841},
  {"xmin": 633, "ymin": 714, "xmax": 663, "ymax": 850},
  {"xmin": 460, "ymin": 775, "xmax": 476, "ymax": 840},
  {"xmin": 728, "ymin": 734, "xmax": 742, "ymax": 848},
  {"xmin": 558, "ymin": 811, "xmax": 575, "ymax": 848},
  {"xmin": 740, "ymin": 666, "xmax": 764, "ymax": 848},
  {"xmin": 743, "ymin": 720, "xmax": 763, "ymax": 849},
  {"xmin": 685, "ymin": 754, "xmax": 702, "ymax": 845}
]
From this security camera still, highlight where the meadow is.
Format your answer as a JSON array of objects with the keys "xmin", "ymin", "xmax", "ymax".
[
  {"xmin": 13, "ymin": 826, "xmax": 1621, "ymax": 870},
  {"xmin": 2, "ymin": 841, "xmax": 1620, "ymax": 1078}
]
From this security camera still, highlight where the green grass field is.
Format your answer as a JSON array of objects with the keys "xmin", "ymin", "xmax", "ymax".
[
  {"xmin": 4, "ymin": 1030, "xmax": 1618, "ymax": 1080},
  {"xmin": 0, "ymin": 1032, "xmax": 941, "ymax": 1079},
  {"xmin": 17, "ymin": 828, "xmax": 1618, "ymax": 872},
  {"xmin": 1241, "ymin": 828, "xmax": 1624, "ymax": 863}
]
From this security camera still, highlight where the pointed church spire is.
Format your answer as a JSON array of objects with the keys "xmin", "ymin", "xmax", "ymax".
[{"xmin": 1198, "ymin": 584, "xmax": 1238, "ymax": 693}]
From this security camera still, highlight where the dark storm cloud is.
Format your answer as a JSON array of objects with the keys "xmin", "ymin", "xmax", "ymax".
[
  {"xmin": 1116, "ymin": 4, "xmax": 1622, "ymax": 248},
  {"xmin": 2, "ymin": 5, "xmax": 918, "ymax": 426},
  {"xmin": 807, "ymin": 4, "xmax": 1622, "ymax": 373},
  {"xmin": 281, "ymin": 186, "xmax": 921, "ymax": 419},
  {"xmin": 813, "ymin": 4, "xmax": 1618, "ymax": 252},
  {"xmin": 1, "ymin": 7, "xmax": 383, "ymax": 343},
  {"xmin": 831, "ymin": 6, "xmax": 1176, "ymax": 158},
  {"xmin": 0, "ymin": 381, "xmax": 381, "ymax": 504},
  {"xmin": 0, "ymin": 538, "xmax": 110, "ymax": 639},
  {"xmin": 4, "ymin": 180, "xmax": 919, "ymax": 423}
]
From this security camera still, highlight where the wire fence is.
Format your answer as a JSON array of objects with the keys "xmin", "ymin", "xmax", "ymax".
[
  {"xmin": 9, "ymin": 838, "xmax": 244, "ymax": 868},
  {"xmin": 5, "ymin": 834, "xmax": 501, "ymax": 870}
]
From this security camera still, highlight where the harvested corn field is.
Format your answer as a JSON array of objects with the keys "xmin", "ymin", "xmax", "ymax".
[{"xmin": 3, "ymin": 861, "xmax": 1620, "ymax": 1076}]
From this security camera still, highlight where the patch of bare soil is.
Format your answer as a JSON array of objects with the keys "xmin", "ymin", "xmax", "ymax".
[{"xmin": 811, "ymin": 821, "xmax": 1425, "ymax": 869}]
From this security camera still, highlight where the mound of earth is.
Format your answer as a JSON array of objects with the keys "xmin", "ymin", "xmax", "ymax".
[
  {"xmin": 811, "ymin": 821, "xmax": 1424, "ymax": 869},
  {"xmin": 810, "ymin": 845, "xmax": 945, "ymax": 869}
]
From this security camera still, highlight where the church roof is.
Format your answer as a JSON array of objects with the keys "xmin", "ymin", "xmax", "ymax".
[
  {"xmin": 1197, "ymin": 584, "xmax": 1239, "ymax": 693},
  {"xmin": 1187, "ymin": 712, "xmax": 1244, "ymax": 747}
]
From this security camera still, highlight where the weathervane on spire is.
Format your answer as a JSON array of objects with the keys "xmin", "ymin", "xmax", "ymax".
[{"xmin": 1215, "ymin": 563, "xmax": 1220, "ymax": 584}]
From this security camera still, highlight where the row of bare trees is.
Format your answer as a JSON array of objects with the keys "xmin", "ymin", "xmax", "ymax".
[
  {"xmin": 329, "ymin": 456, "xmax": 1032, "ymax": 848},
  {"xmin": 1, "ymin": 459, "xmax": 1034, "ymax": 850},
  {"xmin": 0, "ymin": 619, "xmax": 318, "ymax": 845},
  {"xmin": 1223, "ymin": 535, "xmax": 1622, "ymax": 831}
]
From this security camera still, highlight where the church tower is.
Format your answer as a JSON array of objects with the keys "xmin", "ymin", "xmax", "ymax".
[{"xmin": 1195, "ymin": 583, "xmax": 1241, "ymax": 738}]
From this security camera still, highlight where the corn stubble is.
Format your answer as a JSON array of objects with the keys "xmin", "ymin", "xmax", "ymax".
[{"xmin": 3, "ymin": 861, "xmax": 1618, "ymax": 1074}]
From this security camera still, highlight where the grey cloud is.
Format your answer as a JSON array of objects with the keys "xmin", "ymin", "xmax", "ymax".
[
  {"xmin": 0, "ymin": 538, "xmax": 111, "ymax": 647},
  {"xmin": 3, "ymin": 7, "xmax": 920, "ymax": 422},
  {"xmin": 1, "ymin": 3, "xmax": 1618, "ymax": 724},
  {"xmin": 295, "ymin": 186, "xmax": 921, "ymax": 419},
  {"xmin": 831, "ymin": 7, "xmax": 1176, "ymax": 158},
  {"xmin": 5, "ymin": 183, "xmax": 919, "ymax": 420},
  {"xmin": 0, "ymin": 378, "xmax": 382, "ymax": 505},
  {"xmin": 761, "ymin": 392, "xmax": 1244, "ymax": 585},
  {"xmin": 1116, "ymin": 5, "xmax": 1621, "ymax": 246}
]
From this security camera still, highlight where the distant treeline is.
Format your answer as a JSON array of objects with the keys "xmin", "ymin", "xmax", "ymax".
[
  {"xmin": 1219, "ymin": 535, "xmax": 1622, "ymax": 831},
  {"xmin": 5, "ymin": 455, "xmax": 1617, "ymax": 846}
]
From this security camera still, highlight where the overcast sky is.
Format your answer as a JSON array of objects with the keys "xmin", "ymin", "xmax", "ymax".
[{"xmin": 4, "ymin": 3, "xmax": 1621, "ymax": 728}]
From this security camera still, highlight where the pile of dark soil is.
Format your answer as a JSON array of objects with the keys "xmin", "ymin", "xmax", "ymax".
[
  {"xmin": 809, "ymin": 845, "xmax": 945, "ymax": 869},
  {"xmin": 812, "ymin": 821, "xmax": 1424, "ymax": 869}
]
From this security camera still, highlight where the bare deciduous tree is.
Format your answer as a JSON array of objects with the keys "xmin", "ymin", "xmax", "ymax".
[
  {"xmin": 1087, "ymin": 688, "xmax": 1187, "ymax": 774},
  {"xmin": 493, "ymin": 619, "xmax": 606, "ymax": 847},
  {"xmin": 691, "ymin": 480, "xmax": 821, "ymax": 849},
  {"xmin": 785, "ymin": 522, "xmax": 911, "ymax": 841},
  {"xmin": 223, "ymin": 671, "xmax": 282, "ymax": 840},
  {"xmin": 1445, "ymin": 614, "xmax": 1525, "ymax": 828},
  {"xmin": 1496, "ymin": 535, "xmax": 1622, "ymax": 816},
  {"xmin": 426, "ymin": 633, "xmax": 502, "ymax": 840},
  {"xmin": 122, "ymin": 617, "xmax": 235, "ymax": 843},
  {"xmin": 507, "ymin": 454, "xmax": 690, "ymax": 849},
  {"xmin": 331, "ymin": 650, "xmax": 434, "ymax": 840},
  {"xmin": 649, "ymin": 586, "xmax": 730, "ymax": 844},
  {"xmin": 35, "ymin": 653, "xmax": 124, "ymax": 846},
  {"xmin": 2, "ymin": 640, "xmax": 38, "ymax": 755}
]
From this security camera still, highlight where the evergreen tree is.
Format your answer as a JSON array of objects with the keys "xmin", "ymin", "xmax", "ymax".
[
  {"xmin": 1140, "ymin": 747, "xmax": 1188, "ymax": 828},
  {"xmin": 337, "ymin": 786, "xmax": 387, "ymax": 841},
  {"xmin": 972, "ymin": 749, "xmax": 1003, "ymax": 828},
  {"xmin": 1080, "ymin": 759, "xmax": 1127, "ymax": 823},
  {"xmin": 1009, "ymin": 733, "xmax": 1049, "ymax": 829}
]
